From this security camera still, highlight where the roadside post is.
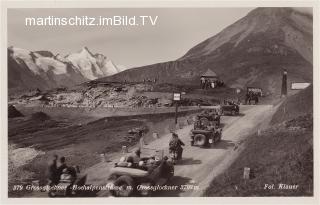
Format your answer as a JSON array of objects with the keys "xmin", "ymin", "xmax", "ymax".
[
  {"xmin": 173, "ymin": 93, "xmax": 181, "ymax": 124},
  {"xmin": 243, "ymin": 167, "xmax": 251, "ymax": 179},
  {"xmin": 236, "ymin": 88, "xmax": 241, "ymax": 103}
]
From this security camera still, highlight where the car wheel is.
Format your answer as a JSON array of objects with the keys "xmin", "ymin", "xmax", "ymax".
[
  {"xmin": 217, "ymin": 133, "xmax": 221, "ymax": 142},
  {"xmin": 231, "ymin": 110, "xmax": 236, "ymax": 116},
  {"xmin": 194, "ymin": 134, "xmax": 206, "ymax": 147},
  {"xmin": 112, "ymin": 176, "xmax": 135, "ymax": 197}
]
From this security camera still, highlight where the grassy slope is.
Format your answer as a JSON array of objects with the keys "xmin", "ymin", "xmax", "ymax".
[
  {"xmin": 8, "ymin": 107, "xmax": 201, "ymax": 197},
  {"xmin": 204, "ymin": 86, "xmax": 313, "ymax": 196}
]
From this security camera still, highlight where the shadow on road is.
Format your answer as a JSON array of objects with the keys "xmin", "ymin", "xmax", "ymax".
[
  {"xmin": 201, "ymin": 139, "xmax": 235, "ymax": 150},
  {"xmin": 213, "ymin": 140, "xmax": 235, "ymax": 149},
  {"xmin": 222, "ymin": 113, "xmax": 245, "ymax": 117},
  {"xmin": 176, "ymin": 157, "xmax": 201, "ymax": 165}
]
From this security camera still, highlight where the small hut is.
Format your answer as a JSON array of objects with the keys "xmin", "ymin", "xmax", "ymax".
[{"xmin": 200, "ymin": 69, "xmax": 219, "ymax": 89}]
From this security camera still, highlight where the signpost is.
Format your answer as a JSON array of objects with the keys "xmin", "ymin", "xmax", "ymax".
[{"xmin": 173, "ymin": 93, "xmax": 181, "ymax": 124}]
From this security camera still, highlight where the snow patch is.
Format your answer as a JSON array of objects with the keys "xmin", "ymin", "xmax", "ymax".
[
  {"xmin": 35, "ymin": 57, "xmax": 67, "ymax": 75},
  {"xmin": 12, "ymin": 47, "xmax": 42, "ymax": 75}
]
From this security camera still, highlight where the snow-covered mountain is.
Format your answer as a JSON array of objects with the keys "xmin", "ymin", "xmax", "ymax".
[
  {"xmin": 8, "ymin": 46, "xmax": 126, "ymax": 92},
  {"xmin": 65, "ymin": 47, "xmax": 125, "ymax": 80}
]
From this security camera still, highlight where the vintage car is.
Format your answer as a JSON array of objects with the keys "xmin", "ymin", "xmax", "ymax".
[
  {"xmin": 221, "ymin": 102, "xmax": 239, "ymax": 116},
  {"xmin": 190, "ymin": 128, "xmax": 222, "ymax": 147},
  {"xmin": 245, "ymin": 87, "xmax": 262, "ymax": 105},
  {"xmin": 107, "ymin": 150, "xmax": 174, "ymax": 197}
]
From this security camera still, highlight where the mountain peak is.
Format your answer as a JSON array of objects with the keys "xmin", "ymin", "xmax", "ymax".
[
  {"xmin": 248, "ymin": 7, "xmax": 292, "ymax": 16},
  {"xmin": 104, "ymin": 7, "xmax": 312, "ymax": 99},
  {"xmin": 80, "ymin": 46, "xmax": 95, "ymax": 56},
  {"xmin": 34, "ymin": 50, "xmax": 54, "ymax": 58},
  {"xmin": 249, "ymin": 7, "xmax": 312, "ymax": 18}
]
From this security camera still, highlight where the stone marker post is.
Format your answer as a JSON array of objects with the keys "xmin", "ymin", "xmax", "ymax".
[{"xmin": 243, "ymin": 167, "xmax": 251, "ymax": 179}]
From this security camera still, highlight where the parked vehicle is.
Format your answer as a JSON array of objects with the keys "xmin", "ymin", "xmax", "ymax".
[
  {"xmin": 245, "ymin": 87, "xmax": 262, "ymax": 105},
  {"xmin": 221, "ymin": 102, "xmax": 239, "ymax": 116}
]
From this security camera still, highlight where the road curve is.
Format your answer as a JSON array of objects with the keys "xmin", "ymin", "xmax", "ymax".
[{"xmin": 84, "ymin": 105, "xmax": 275, "ymax": 197}]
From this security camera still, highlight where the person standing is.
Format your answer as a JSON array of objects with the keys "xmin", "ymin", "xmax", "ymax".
[
  {"xmin": 126, "ymin": 148, "xmax": 141, "ymax": 166},
  {"xmin": 57, "ymin": 156, "xmax": 68, "ymax": 178},
  {"xmin": 47, "ymin": 154, "xmax": 59, "ymax": 185}
]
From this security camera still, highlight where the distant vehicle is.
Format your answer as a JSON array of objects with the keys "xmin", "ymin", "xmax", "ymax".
[
  {"xmin": 191, "ymin": 115, "xmax": 222, "ymax": 147},
  {"xmin": 221, "ymin": 101, "xmax": 239, "ymax": 116},
  {"xmin": 107, "ymin": 150, "xmax": 174, "ymax": 197},
  {"xmin": 245, "ymin": 87, "xmax": 262, "ymax": 105}
]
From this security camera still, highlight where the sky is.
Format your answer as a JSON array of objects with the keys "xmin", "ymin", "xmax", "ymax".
[{"xmin": 7, "ymin": 8, "xmax": 255, "ymax": 68}]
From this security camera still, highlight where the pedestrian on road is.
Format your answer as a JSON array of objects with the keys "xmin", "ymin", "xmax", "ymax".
[{"xmin": 47, "ymin": 154, "xmax": 59, "ymax": 185}]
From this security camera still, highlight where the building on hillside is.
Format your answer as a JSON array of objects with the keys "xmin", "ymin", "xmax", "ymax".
[{"xmin": 200, "ymin": 69, "xmax": 221, "ymax": 89}]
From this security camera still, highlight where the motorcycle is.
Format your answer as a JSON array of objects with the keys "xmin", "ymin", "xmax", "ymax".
[
  {"xmin": 169, "ymin": 147, "xmax": 183, "ymax": 164},
  {"xmin": 48, "ymin": 166, "xmax": 87, "ymax": 197}
]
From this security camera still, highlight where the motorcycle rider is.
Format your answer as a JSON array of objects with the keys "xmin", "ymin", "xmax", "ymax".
[{"xmin": 169, "ymin": 132, "xmax": 185, "ymax": 160}]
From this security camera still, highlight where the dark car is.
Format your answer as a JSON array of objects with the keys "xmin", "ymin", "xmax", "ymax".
[
  {"xmin": 190, "ymin": 128, "xmax": 222, "ymax": 147},
  {"xmin": 221, "ymin": 102, "xmax": 239, "ymax": 116}
]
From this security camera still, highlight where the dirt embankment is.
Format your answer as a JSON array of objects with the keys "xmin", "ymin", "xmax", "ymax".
[
  {"xmin": 271, "ymin": 85, "xmax": 312, "ymax": 124},
  {"xmin": 204, "ymin": 86, "xmax": 313, "ymax": 196}
]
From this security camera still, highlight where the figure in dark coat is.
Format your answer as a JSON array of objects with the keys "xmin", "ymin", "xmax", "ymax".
[{"xmin": 47, "ymin": 154, "xmax": 59, "ymax": 185}]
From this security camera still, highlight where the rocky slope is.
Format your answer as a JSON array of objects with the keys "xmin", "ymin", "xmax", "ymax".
[
  {"xmin": 8, "ymin": 47, "xmax": 125, "ymax": 92},
  {"xmin": 103, "ymin": 7, "xmax": 313, "ymax": 99}
]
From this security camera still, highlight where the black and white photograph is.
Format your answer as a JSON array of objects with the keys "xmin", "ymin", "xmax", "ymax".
[{"xmin": 1, "ymin": 1, "xmax": 319, "ymax": 203}]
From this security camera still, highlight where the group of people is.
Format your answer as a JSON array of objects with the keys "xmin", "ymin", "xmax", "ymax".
[
  {"xmin": 200, "ymin": 77, "xmax": 224, "ymax": 90},
  {"xmin": 119, "ymin": 147, "xmax": 170, "ymax": 182},
  {"xmin": 194, "ymin": 116, "xmax": 219, "ymax": 131},
  {"xmin": 122, "ymin": 132, "xmax": 185, "ymax": 167},
  {"xmin": 121, "ymin": 132, "xmax": 184, "ymax": 168},
  {"xmin": 223, "ymin": 99, "xmax": 239, "ymax": 105},
  {"xmin": 200, "ymin": 77, "xmax": 215, "ymax": 90},
  {"xmin": 47, "ymin": 155, "xmax": 77, "ymax": 186}
]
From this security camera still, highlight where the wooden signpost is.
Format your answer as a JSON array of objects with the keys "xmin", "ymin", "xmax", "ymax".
[{"xmin": 173, "ymin": 93, "xmax": 181, "ymax": 124}]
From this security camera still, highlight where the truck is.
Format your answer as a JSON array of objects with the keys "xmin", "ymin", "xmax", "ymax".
[{"xmin": 245, "ymin": 87, "xmax": 262, "ymax": 105}]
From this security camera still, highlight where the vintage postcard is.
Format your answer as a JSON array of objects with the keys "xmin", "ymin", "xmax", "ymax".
[{"xmin": 1, "ymin": 0, "xmax": 319, "ymax": 204}]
